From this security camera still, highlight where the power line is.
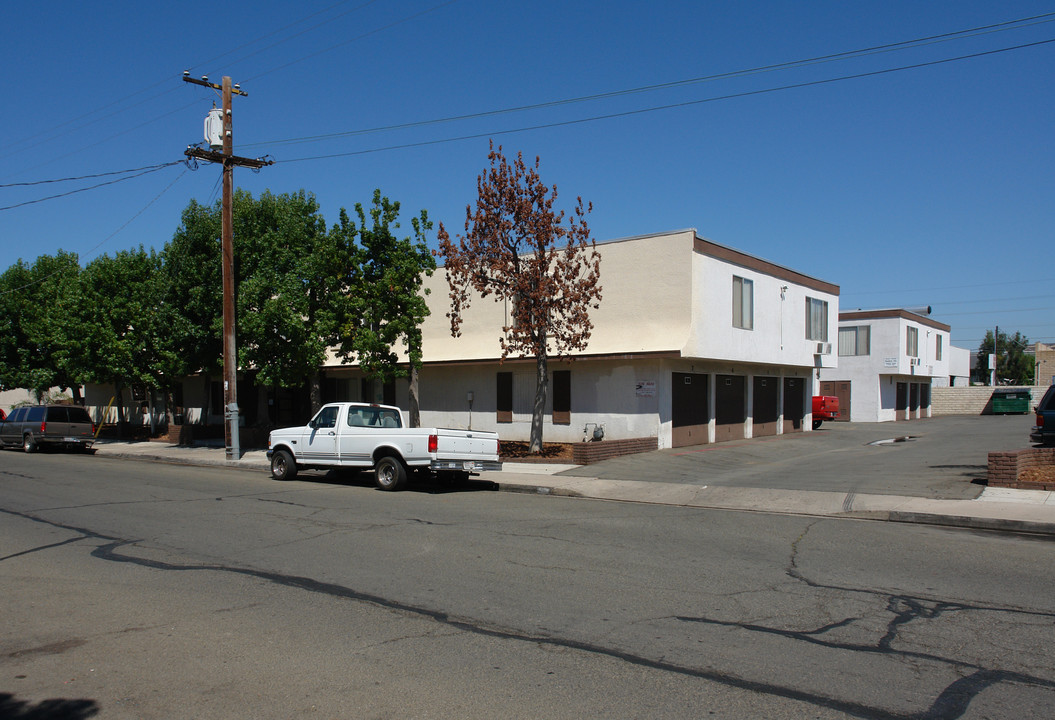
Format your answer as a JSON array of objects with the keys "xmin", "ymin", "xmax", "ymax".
[
  {"xmin": 843, "ymin": 278, "xmax": 1055, "ymax": 299},
  {"xmin": 0, "ymin": 168, "xmax": 189, "ymax": 296},
  {"xmin": 273, "ymin": 37, "xmax": 1055, "ymax": 165},
  {"xmin": 0, "ymin": 162, "xmax": 184, "ymax": 212},
  {"xmin": 0, "ymin": 162, "xmax": 183, "ymax": 187},
  {"xmin": 0, "ymin": 1, "xmax": 370, "ymax": 159},
  {"xmin": 247, "ymin": 11, "xmax": 1055, "ymax": 150}
]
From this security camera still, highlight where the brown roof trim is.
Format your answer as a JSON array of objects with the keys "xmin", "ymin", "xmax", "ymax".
[
  {"xmin": 693, "ymin": 235, "xmax": 840, "ymax": 296},
  {"xmin": 840, "ymin": 309, "xmax": 951, "ymax": 332},
  {"xmin": 323, "ymin": 349, "xmax": 684, "ymax": 371}
]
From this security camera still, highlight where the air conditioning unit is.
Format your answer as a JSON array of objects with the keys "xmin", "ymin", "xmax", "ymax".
[
  {"xmin": 815, "ymin": 342, "xmax": 832, "ymax": 355},
  {"xmin": 910, "ymin": 358, "xmax": 920, "ymax": 366}
]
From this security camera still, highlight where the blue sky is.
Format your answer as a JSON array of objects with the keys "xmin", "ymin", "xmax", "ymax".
[{"xmin": 2, "ymin": 1, "xmax": 1053, "ymax": 353}]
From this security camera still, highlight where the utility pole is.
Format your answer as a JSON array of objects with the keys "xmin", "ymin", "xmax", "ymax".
[{"xmin": 182, "ymin": 72, "xmax": 273, "ymax": 460}]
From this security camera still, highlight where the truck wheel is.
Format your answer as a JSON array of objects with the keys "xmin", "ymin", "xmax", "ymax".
[
  {"xmin": 271, "ymin": 450, "xmax": 298, "ymax": 481},
  {"xmin": 375, "ymin": 455, "xmax": 407, "ymax": 491},
  {"xmin": 23, "ymin": 434, "xmax": 37, "ymax": 453},
  {"xmin": 812, "ymin": 419, "xmax": 822, "ymax": 430}
]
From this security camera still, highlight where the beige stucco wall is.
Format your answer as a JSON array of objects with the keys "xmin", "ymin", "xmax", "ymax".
[{"xmin": 412, "ymin": 230, "xmax": 693, "ymax": 363}]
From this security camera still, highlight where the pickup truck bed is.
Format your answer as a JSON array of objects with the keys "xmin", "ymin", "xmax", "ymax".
[{"xmin": 267, "ymin": 402, "xmax": 502, "ymax": 490}]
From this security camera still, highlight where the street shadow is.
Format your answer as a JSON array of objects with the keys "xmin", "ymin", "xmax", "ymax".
[
  {"xmin": 0, "ymin": 693, "xmax": 99, "ymax": 719},
  {"xmin": 295, "ymin": 469, "xmax": 499, "ymax": 495}
]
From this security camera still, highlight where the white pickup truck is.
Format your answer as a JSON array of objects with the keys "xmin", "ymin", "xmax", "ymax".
[{"xmin": 266, "ymin": 402, "xmax": 502, "ymax": 490}]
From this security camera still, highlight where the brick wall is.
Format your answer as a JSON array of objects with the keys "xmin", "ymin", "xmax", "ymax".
[
  {"xmin": 572, "ymin": 437, "xmax": 658, "ymax": 465},
  {"xmin": 987, "ymin": 448, "xmax": 1055, "ymax": 490},
  {"xmin": 932, "ymin": 386, "xmax": 1045, "ymax": 416}
]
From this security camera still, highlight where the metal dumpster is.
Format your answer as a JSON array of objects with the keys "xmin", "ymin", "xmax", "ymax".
[{"xmin": 991, "ymin": 389, "xmax": 1031, "ymax": 414}]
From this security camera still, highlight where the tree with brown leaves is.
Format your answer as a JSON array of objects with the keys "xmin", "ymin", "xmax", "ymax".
[{"xmin": 437, "ymin": 143, "xmax": 602, "ymax": 453}]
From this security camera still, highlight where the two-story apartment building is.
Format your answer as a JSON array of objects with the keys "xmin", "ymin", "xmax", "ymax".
[
  {"xmin": 315, "ymin": 229, "xmax": 839, "ymax": 449},
  {"xmin": 819, "ymin": 308, "xmax": 955, "ymax": 423},
  {"xmin": 81, "ymin": 229, "xmax": 839, "ymax": 448}
]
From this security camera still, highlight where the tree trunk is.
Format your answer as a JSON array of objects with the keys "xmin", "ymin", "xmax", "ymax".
[
  {"xmin": 529, "ymin": 350, "xmax": 548, "ymax": 454},
  {"xmin": 408, "ymin": 365, "xmax": 421, "ymax": 428},
  {"xmin": 71, "ymin": 385, "xmax": 83, "ymax": 405},
  {"xmin": 255, "ymin": 383, "xmax": 270, "ymax": 427},
  {"xmin": 148, "ymin": 388, "xmax": 158, "ymax": 436},
  {"xmin": 202, "ymin": 374, "xmax": 212, "ymax": 425},
  {"xmin": 114, "ymin": 383, "xmax": 126, "ymax": 438},
  {"xmin": 309, "ymin": 373, "xmax": 322, "ymax": 414},
  {"xmin": 163, "ymin": 388, "xmax": 175, "ymax": 427}
]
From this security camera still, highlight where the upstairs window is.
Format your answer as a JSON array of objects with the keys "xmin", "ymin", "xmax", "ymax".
[
  {"xmin": 805, "ymin": 297, "xmax": 828, "ymax": 341},
  {"xmin": 907, "ymin": 326, "xmax": 919, "ymax": 357},
  {"xmin": 936, "ymin": 334, "xmax": 943, "ymax": 361},
  {"xmin": 839, "ymin": 326, "xmax": 870, "ymax": 356},
  {"xmin": 732, "ymin": 276, "xmax": 753, "ymax": 330}
]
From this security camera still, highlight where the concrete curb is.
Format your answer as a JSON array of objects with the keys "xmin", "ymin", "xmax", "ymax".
[
  {"xmin": 90, "ymin": 444, "xmax": 1055, "ymax": 537},
  {"xmin": 884, "ymin": 511, "xmax": 1055, "ymax": 536}
]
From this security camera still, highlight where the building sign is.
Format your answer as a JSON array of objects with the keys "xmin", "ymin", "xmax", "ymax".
[
  {"xmin": 884, "ymin": 357, "xmax": 898, "ymax": 367},
  {"xmin": 636, "ymin": 380, "xmax": 656, "ymax": 397}
]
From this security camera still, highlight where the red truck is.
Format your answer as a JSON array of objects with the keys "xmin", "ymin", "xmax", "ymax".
[{"xmin": 812, "ymin": 395, "xmax": 840, "ymax": 429}]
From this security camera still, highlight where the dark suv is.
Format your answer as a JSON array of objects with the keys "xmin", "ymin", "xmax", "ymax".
[
  {"xmin": 0, "ymin": 404, "xmax": 96, "ymax": 453},
  {"xmin": 1031, "ymin": 385, "xmax": 1055, "ymax": 446}
]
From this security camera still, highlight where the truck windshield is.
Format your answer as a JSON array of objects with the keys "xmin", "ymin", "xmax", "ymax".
[{"xmin": 346, "ymin": 407, "xmax": 401, "ymax": 428}]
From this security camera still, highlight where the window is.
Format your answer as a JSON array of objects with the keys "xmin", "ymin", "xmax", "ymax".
[
  {"xmin": 936, "ymin": 334, "xmax": 943, "ymax": 361},
  {"xmin": 552, "ymin": 370, "xmax": 571, "ymax": 425},
  {"xmin": 907, "ymin": 326, "xmax": 919, "ymax": 357},
  {"xmin": 805, "ymin": 297, "xmax": 828, "ymax": 341},
  {"xmin": 311, "ymin": 405, "xmax": 338, "ymax": 429},
  {"xmin": 497, "ymin": 372, "xmax": 513, "ymax": 423},
  {"xmin": 838, "ymin": 326, "xmax": 870, "ymax": 356},
  {"xmin": 732, "ymin": 276, "xmax": 753, "ymax": 330},
  {"xmin": 345, "ymin": 406, "xmax": 401, "ymax": 428}
]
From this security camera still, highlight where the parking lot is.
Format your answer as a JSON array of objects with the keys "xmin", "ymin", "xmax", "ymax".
[{"xmin": 556, "ymin": 414, "xmax": 1037, "ymax": 500}]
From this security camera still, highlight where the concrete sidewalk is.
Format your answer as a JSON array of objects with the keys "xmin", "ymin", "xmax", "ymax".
[{"xmin": 89, "ymin": 437, "xmax": 1055, "ymax": 536}]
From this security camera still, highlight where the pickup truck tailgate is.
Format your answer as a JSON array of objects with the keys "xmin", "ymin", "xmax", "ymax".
[{"xmin": 433, "ymin": 428, "xmax": 500, "ymax": 460}]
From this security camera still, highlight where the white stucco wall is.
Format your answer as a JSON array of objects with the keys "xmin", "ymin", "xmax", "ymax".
[
  {"xmin": 416, "ymin": 358, "xmax": 666, "ymax": 444},
  {"xmin": 687, "ymin": 249, "xmax": 838, "ymax": 369},
  {"xmin": 821, "ymin": 312, "xmax": 957, "ymax": 422},
  {"xmin": 0, "ymin": 388, "xmax": 36, "ymax": 416}
]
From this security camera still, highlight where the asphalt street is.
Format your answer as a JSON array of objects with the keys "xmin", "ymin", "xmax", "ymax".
[{"xmin": 3, "ymin": 453, "xmax": 1054, "ymax": 719}]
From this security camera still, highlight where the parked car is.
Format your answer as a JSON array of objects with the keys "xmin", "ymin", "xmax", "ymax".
[
  {"xmin": 268, "ymin": 402, "xmax": 502, "ymax": 490},
  {"xmin": 812, "ymin": 395, "xmax": 840, "ymax": 430},
  {"xmin": 0, "ymin": 404, "xmax": 96, "ymax": 453},
  {"xmin": 1030, "ymin": 385, "xmax": 1055, "ymax": 446}
]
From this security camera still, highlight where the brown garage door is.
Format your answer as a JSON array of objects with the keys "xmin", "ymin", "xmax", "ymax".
[
  {"xmin": 715, "ymin": 375, "xmax": 746, "ymax": 443},
  {"xmin": 672, "ymin": 372, "xmax": 709, "ymax": 448},
  {"xmin": 752, "ymin": 376, "xmax": 779, "ymax": 437},
  {"xmin": 896, "ymin": 382, "xmax": 908, "ymax": 421},
  {"xmin": 819, "ymin": 380, "xmax": 851, "ymax": 421},
  {"xmin": 784, "ymin": 377, "xmax": 805, "ymax": 432}
]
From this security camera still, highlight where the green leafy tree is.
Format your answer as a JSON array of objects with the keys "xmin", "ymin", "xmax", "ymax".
[
  {"xmin": 0, "ymin": 260, "xmax": 34, "ymax": 392},
  {"xmin": 163, "ymin": 198, "xmax": 224, "ymax": 420},
  {"xmin": 235, "ymin": 189, "xmax": 353, "ymax": 414},
  {"xmin": 336, "ymin": 190, "xmax": 436, "ymax": 427},
  {"xmin": 977, "ymin": 329, "xmax": 1033, "ymax": 385},
  {"xmin": 0, "ymin": 252, "xmax": 84, "ymax": 401},
  {"xmin": 68, "ymin": 247, "xmax": 169, "ymax": 433},
  {"xmin": 437, "ymin": 143, "xmax": 602, "ymax": 453}
]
